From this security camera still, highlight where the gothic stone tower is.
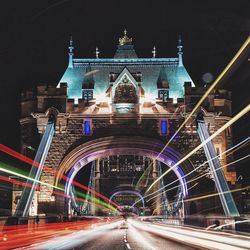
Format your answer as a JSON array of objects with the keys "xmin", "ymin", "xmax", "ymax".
[{"xmin": 19, "ymin": 31, "xmax": 236, "ymax": 216}]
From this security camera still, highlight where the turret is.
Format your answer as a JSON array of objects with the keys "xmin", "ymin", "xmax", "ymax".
[
  {"xmin": 177, "ymin": 36, "xmax": 183, "ymax": 67},
  {"xmin": 68, "ymin": 36, "xmax": 74, "ymax": 68}
]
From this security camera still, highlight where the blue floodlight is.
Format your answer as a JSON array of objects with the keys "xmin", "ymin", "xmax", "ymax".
[
  {"xmin": 84, "ymin": 120, "xmax": 91, "ymax": 135},
  {"xmin": 161, "ymin": 120, "xmax": 168, "ymax": 135}
]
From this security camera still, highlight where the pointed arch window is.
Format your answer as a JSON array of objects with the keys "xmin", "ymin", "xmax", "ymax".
[{"xmin": 114, "ymin": 75, "xmax": 137, "ymax": 103}]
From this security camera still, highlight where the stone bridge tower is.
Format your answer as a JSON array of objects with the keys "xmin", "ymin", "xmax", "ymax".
[{"xmin": 18, "ymin": 31, "xmax": 236, "ymax": 217}]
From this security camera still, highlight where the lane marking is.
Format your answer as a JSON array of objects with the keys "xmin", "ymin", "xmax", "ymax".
[{"xmin": 126, "ymin": 243, "xmax": 131, "ymax": 249}]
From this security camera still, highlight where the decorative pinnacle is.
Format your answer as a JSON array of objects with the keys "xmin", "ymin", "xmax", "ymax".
[
  {"xmin": 68, "ymin": 36, "xmax": 74, "ymax": 54},
  {"xmin": 95, "ymin": 47, "xmax": 100, "ymax": 58},
  {"xmin": 152, "ymin": 46, "xmax": 156, "ymax": 58},
  {"xmin": 68, "ymin": 36, "xmax": 74, "ymax": 68},
  {"xmin": 69, "ymin": 36, "xmax": 73, "ymax": 46},
  {"xmin": 177, "ymin": 35, "xmax": 183, "ymax": 67},
  {"xmin": 119, "ymin": 29, "xmax": 133, "ymax": 45},
  {"xmin": 177, "ymin": 35, "xmax": 183, "ymax": 53}
]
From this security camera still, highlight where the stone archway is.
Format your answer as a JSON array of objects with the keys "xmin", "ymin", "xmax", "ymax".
[
  {"xmin": 55, "ymin": 136, "xmax": 194, "ymax": 202},
  {"xmin": 110, "ymin": 190, "xmax": 145, "ymax": 207}
]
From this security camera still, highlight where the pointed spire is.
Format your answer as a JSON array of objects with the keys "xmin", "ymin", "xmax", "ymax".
[
  {"xmin": 68, "ymin": 36, "xmax": 74, "ymax": 68},
  {"xmin": 152, "ymin": 46, "xmax": 156, "ymax": 58},
  {"xmin": 177, "ymin": 35, "xmax": 183, "ymax": 67},
  {"xmin": 95, "ymin": 47, "xmax": 100, "ymax": 58}
]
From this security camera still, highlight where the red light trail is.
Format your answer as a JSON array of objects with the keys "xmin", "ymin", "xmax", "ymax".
[{"xmin": 0, "ymin": 143, "xmax": 119, "ymax": 208}]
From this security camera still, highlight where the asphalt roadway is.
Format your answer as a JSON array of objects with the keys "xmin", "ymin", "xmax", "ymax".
[
  {"xmin": 78, "ymin": 225, "xmax": 195, "ymax": 250},
  {"xmin": 15, "ymin": 219, "xmax": 250, "ymax": 250}
]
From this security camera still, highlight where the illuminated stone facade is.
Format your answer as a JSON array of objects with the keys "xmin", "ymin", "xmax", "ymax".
[{"xmin": 19, "ymin": 31, "xmax": 236, "ymax": 216}]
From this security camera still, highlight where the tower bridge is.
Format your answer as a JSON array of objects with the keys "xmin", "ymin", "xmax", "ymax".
[{"xmin": 16, "ymin": 30, "xmax": 237, "ymax": 220}]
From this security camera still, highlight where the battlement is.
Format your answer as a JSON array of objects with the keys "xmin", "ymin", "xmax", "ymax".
[
  {"xmin": 215, "ymin": 89, "xmax": 231, "ymax": 100},
  {"xmin": 21, "ymin": 89, "xmax": 36, "ymax": 102},
  {"xmin": 184, "ymin": 82, "xmax": 232, "ymax": 116},
  {"xmin": 37, "ymin": 83, "xmax": 67, "ymax": 96},
  {"xmin": 21, "ymin": 89, "xmax": 37, "ymax": 118},
  {"xmin": 36, "ymin": 84, "xmax": 67, "ymax": 113}
]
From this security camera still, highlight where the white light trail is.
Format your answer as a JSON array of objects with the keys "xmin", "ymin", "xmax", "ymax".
[
  {"xmin": 0, "ymin": 163, "xmax": 64, "ymax": 191},
  {"xmin": 128, "ymin": 223, "xmax": 157, "ymax": 250},
  {"xmin": 132, "ymin": 136, "xmax": 249, "ymax": 207},
  {"xmin": 128, "ymin": 219, "xmax": 250, "ymax": 250},
  {"xmin": 147, "ymin": 104, "xmax": 250, "ymax": 193},
  {"xmin": 149, "ymin": 153, "xmax": 250, "ymax": 205},
  {"xmin": 24, "ymin": 220, "xmax": 123, "ymax": 250},
  {"xmin": 215, "ymin": 219, "xmax": 250, "ymax": 230},
  {"xmin": 155, "ymin": 36, "xmax": 250, "ymax": 164}
]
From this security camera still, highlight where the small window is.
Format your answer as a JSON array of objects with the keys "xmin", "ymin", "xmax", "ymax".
[
  {"xmin": 160, "ymin": 120, "xmax": 168, "ymax": 135},
  {"xmin": 82, "ymin": 90, "xmax": 93, "ymax": 102},
  {"xmin": 83, "ymin": 120, "xmax": 91, "ymax": 135},
  {"xmin": 158, "ymin": 89, "xmax": 169, "ymax": 102}
]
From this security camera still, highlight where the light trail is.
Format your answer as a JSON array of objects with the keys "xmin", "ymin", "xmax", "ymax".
[
  {"xmin": 20, "ymin": 220, "xmax": 122, "ymax": 250},
  {"xmin": 0, "ymin": 161, "xmax": 64, "ymax": 191},
  {"xmin": 154, "ymin": 36, "xmax": 250, "ymax": 163},
  {"xmin": 149, "ymin": 153, "xmax": 250, "ymax": 205},
  {"xmin": 135, "ymin": 104, "xmax": 189, "ymax": 189},
  {"xmin": 150, "ymin": 153, "xmax": 250, "ymax": 212},
  {"xmin": 0, "ymin": 219, "xmax": 122, "ymax": 249},
  {"xmin": 132, "ymin": 136, "xmax": 250, "ymax": 207},
  {"xmin": 135, "ymin": 163, "xmax": 152, "ymax": 189},
  {"xmin": 147, "ymin": 104, "xmax": 250, "ymax": 193},
  {"xmin": 69, "ymin": 178, "xmax": 118, "ymax": 208},
  {"xmin": 0, "ymin": 170, "xmax": 116, "ymax": 212},
  {"xmin": 215, "ymin": 219, "xmax": 250, "ymax": 230},
  {"xmin": 71, "ymin": 188, "xmax": 116, "ymax": 211},
  {"xmin": 148, "ymin": 137, "xmax": 250, "ymax": 199},
  {"xmin": 128, "ymin": 219, "xmax": 250, "ymax": 250},
  {"xmin": 157, "ymin": 185, "xmax": 250, "ymax": 210},
  {"xmin": 129, "ymin": 224, "xmax": 157, "ymax": 250},
  {"xmin": 0, "ymin": 143, "xmax": 119, "ymax": 208},
  {"xmin": 0, "ymin": 175, "xmax": 39, "ymax": 190},
  {"xmin": 53, "ymin": 190, "xmax": 115, "ymax": 212},
  {"xmin": 136, "ymin": 36, "xmax": 250, "ymax": 194}
]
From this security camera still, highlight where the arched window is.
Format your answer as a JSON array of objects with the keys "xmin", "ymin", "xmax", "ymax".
[{"xmin": 114, "ymin": 75, "xmax": 137, "ymax": 103}]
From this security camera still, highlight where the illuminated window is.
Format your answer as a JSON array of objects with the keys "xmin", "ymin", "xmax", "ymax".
[
  {"xmin": 158, "ymin": 89, "xmax": 169, "ymax": 102},
  {"xmin": 82, "ymin": 90, "xmax": 93, "ymax": 102},
  {"xmin": 114, "ymin": 76, "xmax": 137, "ymax": 103},
  {"xmin": 160, "ymin": 120, "xmax": 168, "ymax": 135},
  {"xmin": 83, "ymin": 120, "xmax": 91, "ymax": 135}
]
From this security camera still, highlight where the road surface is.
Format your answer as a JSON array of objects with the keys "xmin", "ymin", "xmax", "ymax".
[
  {"xmin": 79, "ymin": 225, "xmax": 194, "ymax": 250},
  {"xmin": 2, "ymin": 218, "xmax": 250, "ymax": 250}
]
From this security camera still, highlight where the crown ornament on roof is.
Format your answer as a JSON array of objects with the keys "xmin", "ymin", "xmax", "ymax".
[{"xmin": 119, "ymin": 29, "xmax": 133, "ymax": 45}]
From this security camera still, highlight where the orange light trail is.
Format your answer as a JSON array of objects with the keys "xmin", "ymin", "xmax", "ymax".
[
  {"xmin": 0, "ymin": 219, "xmax": 122, "ymax": 249},
  {"xmin": 156, "ymin": 36, "xmax": 250, "ymax": 160}
]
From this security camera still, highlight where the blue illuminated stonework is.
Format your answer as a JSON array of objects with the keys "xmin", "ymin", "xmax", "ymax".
[
  {"xmin": 160, "ymin": 120, "xmax": 168, "ymax": 135},
  {"xmin": 84, "ymin": 120, "xmax": 91, "ymax": 135},
  {"xmin": 58, "ymin": 34, "xmax": 194, "ymax": 103}
]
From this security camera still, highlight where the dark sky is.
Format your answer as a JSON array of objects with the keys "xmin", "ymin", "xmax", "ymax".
[{"xmin": 0, "ymin": 0, "xmax": 249, "ymax": 180}]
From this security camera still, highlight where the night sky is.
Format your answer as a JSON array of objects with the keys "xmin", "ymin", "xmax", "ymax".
[{"xmin": 0, "ymin": 0, "xmax": 249, "ymax": 182}]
